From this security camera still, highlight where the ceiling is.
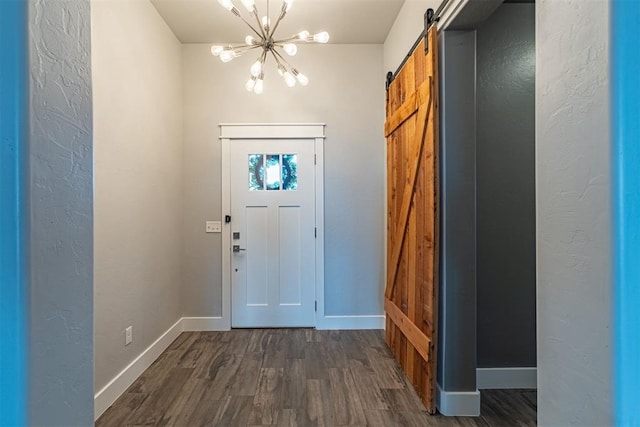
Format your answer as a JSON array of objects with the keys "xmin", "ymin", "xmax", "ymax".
[{"xmin": 151, "ymin": 0, "xmax": 405, "ymax": 44}]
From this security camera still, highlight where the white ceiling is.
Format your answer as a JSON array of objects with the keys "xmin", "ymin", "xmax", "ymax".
[{"xmin": 151, "ymin": 0, "xmax": 405, "ymax": 44}]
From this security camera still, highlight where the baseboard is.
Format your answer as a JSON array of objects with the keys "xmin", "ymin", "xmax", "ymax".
[
  {"xmin": 476, "ymin": 367, "xmax": 537, "ymax": 389},
  {"xmin": 317, "ymin": 315, "xmax": 385, "ymax": 330},
  {"xmin": 182, "ymin": 316, "xmax": 230, "ymax": 331},
  {"xmin": 436, "ymin": 384, "xmax": 480, "ymax": 416},
  {"xmin": 94, "ymin": 318, "xmax": 183, "ymax": 420}
]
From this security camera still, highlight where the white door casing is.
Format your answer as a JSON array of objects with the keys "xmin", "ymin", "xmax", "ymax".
[{"xmin": 221, "ymin": 124, "xmax": 325, "ymax": 329}]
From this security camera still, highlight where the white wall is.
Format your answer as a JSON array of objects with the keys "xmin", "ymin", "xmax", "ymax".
[
  {"xmin": 92, "ymin": 0, "xmax": 184, "ymax": 393},
  {"xmin": 181, "ymin": 44, "xmax": 386, "ymax": 319},
  {"xmin": 536, "ymin": 0, "xmax": 613, "ymax": 425},
  {"xmin": 383, "ymin": 0, "xmax": 442, "ymax": 74}
]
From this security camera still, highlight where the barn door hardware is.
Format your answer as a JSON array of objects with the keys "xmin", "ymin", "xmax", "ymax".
[
  {"xmin": 386, "ymin": 0, "xmax": 452, "ymax": 89},
  {"xmin": 424, "ymin": 8, "xmax": 436, "ymax": 54},
  {"xmin": 385, "ymin": 71, "xmax": 394, "ymax": 91}
]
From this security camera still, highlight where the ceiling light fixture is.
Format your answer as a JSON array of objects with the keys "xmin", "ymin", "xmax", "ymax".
[{"xmin": 211, "ymin": 0, "xmax": 330, "ymax": 94}]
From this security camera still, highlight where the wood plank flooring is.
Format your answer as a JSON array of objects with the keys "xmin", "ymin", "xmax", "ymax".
[{"xmin": 97, "ymin": 330, "xmax": 536, "ymax": 427}]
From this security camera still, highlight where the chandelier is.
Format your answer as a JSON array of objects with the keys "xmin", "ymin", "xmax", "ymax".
[{"xmin": 212, "ymin": 0, "xmax": 330, "ymax": 94}]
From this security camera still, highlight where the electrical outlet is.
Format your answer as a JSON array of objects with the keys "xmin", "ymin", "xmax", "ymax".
[
  {"xmin": 125, "ymin": 326, "xmax": 133, "ymax": 346},
  {"xmin": 206, "ymin": 221, "xmax": 222, "ymax": 233}
]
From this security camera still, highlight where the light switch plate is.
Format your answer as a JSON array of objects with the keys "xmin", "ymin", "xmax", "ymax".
[{"xmin": 206, "ymin": 221, "xmax": 222, "ymax": 233}]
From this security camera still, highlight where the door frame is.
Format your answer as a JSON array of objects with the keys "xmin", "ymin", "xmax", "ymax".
[{"xmin": 220, "ymin": 123, "xmax": 325, "ymax": 329}]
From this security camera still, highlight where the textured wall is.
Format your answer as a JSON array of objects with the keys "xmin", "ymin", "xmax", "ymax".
[
  {"xmin": 182, "ymin": 44, "xmax": 385, "ymax": 318},
  {"xmin": 536, "ymin": 0, "xmax": 613, "ymax": 425},
  {"xmin": 28, "ymin": 0, "xmax": 94, "ymax": 424},
  {"xmin": 92, "ymin": 0, "xmax": 184, "ymax": 392},
  {"xmin": 437, "ymin": 30, "xmax": 477, "ymax": 394},
  {"xmin": 383, "ymin": 0, "xmax": 442, "ymax": 74},
  {"xmin": 476, "ymin": 3, "xmax": 536, "ymax": 369}
]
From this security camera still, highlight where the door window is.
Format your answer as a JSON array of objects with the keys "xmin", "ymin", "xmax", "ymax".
[{"xmin": 248, "ymin": 154, "xmax": 298, "ymax": 191}]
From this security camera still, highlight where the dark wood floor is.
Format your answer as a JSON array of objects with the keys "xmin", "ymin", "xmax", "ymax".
[{"xmin": 97, "ymin": 330, "xmax": 536, "ymax": 427}]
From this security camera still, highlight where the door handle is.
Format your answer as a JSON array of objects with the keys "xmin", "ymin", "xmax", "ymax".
[{"xmin": 233, "ymin": 245, "xmax": 246, "ymax": 253}]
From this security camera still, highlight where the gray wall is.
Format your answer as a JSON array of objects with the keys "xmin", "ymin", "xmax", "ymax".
[
  {"xmin": 476, "ymin": 3, "xmax": 536, "ymax": 368},
  {"xmin": 181, "ymin": 44, "xmax": 386, "ymax": 318},
  {"xmin": 28, "ymin": 0, "xmax": 94, "ymax": 424},
  {"xmin": 92, "ymin": 0, "xmax": 184, "ymax": 392},
  {"xmin": 536, "ymin": 0, "xmax": 613, "ymax": 425},
  {"xmin": 437, "ymin": 30, "xmax": 478, "ymax": 394}
]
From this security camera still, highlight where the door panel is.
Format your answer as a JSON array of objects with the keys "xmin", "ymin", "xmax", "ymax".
[
  {"xmin": 385, "ymin": 27, "xmax": 440, "ymax": 413},
  {"xmin": 231, "ymin": 139, "xmax": 315, "ymax": 327},
  {"xmin": 245, "ymin": 206, "xmax": 268, "ymax": 306},
  {"xmin": 278, "ymin": 206, "xmax": 301, "ymax": 305}
]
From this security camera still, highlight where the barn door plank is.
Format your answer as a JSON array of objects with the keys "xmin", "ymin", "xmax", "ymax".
[
  {"xmin": 384, "ymin": 27, "xmax": 439, "ymax": 414},
  {"xmin": 385, "ymin": 79, "xmax": 432, "ymax": 301}
]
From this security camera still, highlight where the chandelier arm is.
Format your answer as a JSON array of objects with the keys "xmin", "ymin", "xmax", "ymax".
[
  {"xmin": 274, "ymin": 35, "xmax": 311, "ymax": 44},
  {"xmin": 271, "ymin": 47, "xmax": 294, "ymax": 70},
  {"xmin": 237, "ymin": 14, "xmax": 264, "ymax": 39},
  {"xmin": 252, "ymin": 9, "xmax": 268, "ymax": 40},
  {"xmin": 273, "ymin": 37, "xmax": 300, "ymax": 44},
  {"xmin": 269, "ymin": 49, "xmax": 286, "ymax": 71},
  {"xmin": 273, "ymin": 37, "xmax": 294, "ymax": 44},
  {"xmin": 269, "ymin": 7, "xmax": 287, "ymax": 37},
  {"xmin": 232, "ymin": 44, "xmax": 261, "ymax": 53}
]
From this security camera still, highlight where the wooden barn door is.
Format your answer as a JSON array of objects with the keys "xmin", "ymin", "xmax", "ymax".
[{"xmin": 384, "ymin": 26, "xmax": 439, "ymax": 413}]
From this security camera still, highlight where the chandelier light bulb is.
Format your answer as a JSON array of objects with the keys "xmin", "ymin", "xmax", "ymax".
[
  {"xmin": 245, "ymin": 35, "xmax": 257, "ymax": 45},
  {"xmin": 220, "ymin": 50, "xmax": 236, "ymax": 63},
  {"xmin": 277, "ymin": 65, "xmax": 286, "ymax": 77},
  {"xmin": 250, "ymin": 60, "xmax": 263, "ymax": 77},
  {"xmin": 211, "ymin": 45, "xmax": 224, "ymax": 56},
  {"xmin": 283, "ymin": 71, "xmax": 296, "ymax": 87},
  {"xmin": 245, "ymin": 77, "xmax": 256, "ymax": 92},
  {"xmin": 261, "ymin": 16, "xmax": 270, "ymax": 30},
  {"xmin": 240, "ymin": 0, "xmax": 255, "ymax": 12},
  {"xmin": 313, "ymin": 32, "xmax": 330, "ymax": 43},
  {"xmin": 283, "ymin": 0, "xmax": 294, "ymax": 12},
  {"xmin": 217, "ymin": 0, "xmax": 234, "ymax": 11},
  {"xmin": 254, "ymin": 78, "xmax": 264, "ymax": 94},
  {"xmin": 283, "ymin": 43, "xmax": 298, "ymax": 56},
  {"xmin": 296, "ymin": 72, "xmax": 309, "ymax": 86},
  {"xmin": 297, "ymin": 30, "xmax": 310, "ymax": 40}
]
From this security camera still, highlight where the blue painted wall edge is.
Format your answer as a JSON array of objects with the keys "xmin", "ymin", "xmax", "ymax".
[
  {"xmin": 612, "ymin": 0, "xmax": 640, "ymax": 424},
  {"xmin": 0, "ymin": 0, "xmax": 28, "ymax": 425}
]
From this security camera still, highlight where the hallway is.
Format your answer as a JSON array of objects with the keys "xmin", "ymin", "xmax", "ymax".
[{"xmin": 97, "ymin": 330, "xmax": 536, "ymax": 426}]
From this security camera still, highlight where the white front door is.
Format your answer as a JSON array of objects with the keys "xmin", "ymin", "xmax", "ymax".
[{"xmin": 230, "ymin": 138, "xmax": 316, "ymax": 327}]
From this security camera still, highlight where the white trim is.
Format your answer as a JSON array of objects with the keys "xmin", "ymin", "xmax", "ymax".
[
  {"xmin": 316, "ymin": 315, "xmax": 385, "ymax": 330},
  {"xmin": 436, "ymin": 384, "xmax": 481, "ymax": 416},
  {"xmin": 436, "ymin": 0, "xmax": 470, "ymax": 31},
  {"xmin": 220, "ymin": 123, "xmax": 325, "ymax": 139},
  {"xmin": 94, "ymin": 318, "xmax": 183, "ymax": 420},
  {"xmin": 182, "ymin": 316, "xmax": 230, "ymax": 331},
  {"xmin": 221, "ymin": 135, "xmax": 232, "ymax": 331},
  {"xmin": 476, "ymin": 367, "xmax": 537, "ymax": 389},
  {"xmin": 314, "ymin": 136, "xmax": 325, "ymax": 329},
  {"xmin": 220, "ymin": 124, "xmax": 325, "ymax": 329}
]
